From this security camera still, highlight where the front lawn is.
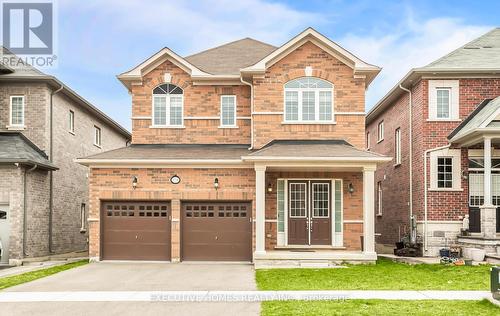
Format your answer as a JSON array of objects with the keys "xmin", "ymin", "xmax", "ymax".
[
  {"xmin": 256, "ymin": 257, "xmax": 490, "ymax": 290},
  {"xmin": 0, "ymin": 259, "xmax": 88, "ymax": 290},
  {"xmin": 262, "ymin": 300, "xmax": 499, "ymax": 316}
]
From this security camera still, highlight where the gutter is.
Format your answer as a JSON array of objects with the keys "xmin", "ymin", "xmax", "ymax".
[
  {"xmin": 423, "ymin": 144, "xmax": 451, "ymax": 254},
  {"xmin": 240, "ymin": 76, "xmax": 254, "ymax": 150},
  {"xmin": 49, "ymin": 84, "xmax": 63, "ymax": 254},
  {"xmin": 22, "ymin": 164, "xmax": 38, "ymax": 257},
  {"xmin": 398, "ymin": 84, "xmax": 414, "ymax": 243}
]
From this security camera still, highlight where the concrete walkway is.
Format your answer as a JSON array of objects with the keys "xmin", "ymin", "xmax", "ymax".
[{"xmin": 0, "ymin": 290, "xmax": 492, "ymax": 302}]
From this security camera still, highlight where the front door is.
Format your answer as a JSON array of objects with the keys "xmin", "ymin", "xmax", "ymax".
[
  {"xmin": 0, "ymin": 204, "xmax": 10, "ymax": 265},
  {"xmin": 288, "ymin": 181, "xmax": 331, "ymax": 245}
]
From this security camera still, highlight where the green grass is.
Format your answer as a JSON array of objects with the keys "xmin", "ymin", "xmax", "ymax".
[
  {"xmin": 261, "ymin": 300, "xmax": 499, "ymax": 316},
  {"xmin": 0, "ymin": 259, "xmax": 88, "ymax": 290},
  {"xmin": 256, "ymin": 258, "xmax": 490, "ymax": 290}
]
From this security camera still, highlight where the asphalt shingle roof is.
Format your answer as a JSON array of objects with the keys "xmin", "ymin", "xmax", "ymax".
[{"xmin": 0, "ymin": 132, "xmax": 57, "ymax": 170}]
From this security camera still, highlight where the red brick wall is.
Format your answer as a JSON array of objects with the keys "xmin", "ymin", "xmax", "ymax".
[
  {"xmin": 131, "ymin": 60, "xmax": 251, "ymax": 144},
  {"xmin": 252, "ymin": 41, "xmax": 366, "ymax": 149},
  {"xmin": 367, "ymin": 78, "xmax": 500, "ymax": 246}
]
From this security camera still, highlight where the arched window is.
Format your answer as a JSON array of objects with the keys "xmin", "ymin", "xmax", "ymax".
[
  {"xmin": 152, "ymin": 83, "xmax": 183, "ymax": 126},
  {"xmin": 284, "ymin": 77, "xmax": 333, "ymax": 122}
]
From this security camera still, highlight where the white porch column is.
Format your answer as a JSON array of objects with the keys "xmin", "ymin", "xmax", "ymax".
[
  {"xmin": 255, "ymin": 165, "xmax": 266, "ymax": 255},
  {"xmin": 363, "ymin": 166, "xmax": 376, "ymax": 255},
  {"xmin": 481, "ymin": 137, "xmax": 496, "ymax": 240}
]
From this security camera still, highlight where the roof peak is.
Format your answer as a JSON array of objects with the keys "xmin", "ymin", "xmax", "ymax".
[{"xmin": 184, "ymin": 37, "xmax": 276, "ymax": 59}]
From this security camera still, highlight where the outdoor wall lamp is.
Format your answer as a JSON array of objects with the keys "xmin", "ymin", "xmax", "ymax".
[
  {"xmin": 132, "ymin": 176, "xmax": 138, "ymax": 189},
  {"xmin": 348, "ymin": 183, "xmax": 354, "ymax": 194},
  {"xmin": 267, "ymin": 182, "xmax": 273, "ymax": 193},
  {"xmin": 214, "ymin": 178, "xmax": 219, "ymax": 190}
]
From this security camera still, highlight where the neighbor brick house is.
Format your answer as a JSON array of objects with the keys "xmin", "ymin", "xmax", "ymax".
[
  {"xmin": 366, "ymin": 28, "xmax": 500, "ymax": 257},
  {"xmin": 78, "ymin": 28, "xmax": 390, "ymax": 267},
  {"xmin": 0, "ymin": 48, "xmax": 130, "ymax": 265}
]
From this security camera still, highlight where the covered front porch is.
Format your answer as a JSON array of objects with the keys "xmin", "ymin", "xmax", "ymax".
[{"xmin": 242, "ymin": 140, "xmax": 391, "ymax": 267}]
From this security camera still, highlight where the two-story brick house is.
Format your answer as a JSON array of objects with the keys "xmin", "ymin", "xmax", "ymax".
[
  {"xmin": 78, "ymin": 28, "xmax": 390, "ymax": 267},
  {"xmin": 366, "ymin": 28, "xmax": 500, "ymax": 257},
  {"xmin": 0, "ymin": 48, "xmax": 130, "ymax": 265}
]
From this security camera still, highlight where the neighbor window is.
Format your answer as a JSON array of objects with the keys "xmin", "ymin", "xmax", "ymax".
[
  {"xmin": 395, "ymin": 128, "xmax": 401, "ymax": 165},
  {"xmin": 366, "ymin": 131, "xmax": 370, "ymax": 150},
  {"xmin": 377, "ymin": 181, "xmax": 383, "ymax": 216},
  {"xmin": 436, "ymin": 88, "xmax": 451, "ymax": 119},
  {"xmin": 152, "ymin": 83, "xmax": 184, "ymax": 127},
  {"xmin": 284, "ymin": 77, "xmax": 333, "ymax": 122},
  {"xmin": 80, "ymin": 203, "xmax": 86, "ymax": 232},
  {"xmin": 94, "ymin": 125, "xmax": 101, "ymax": 147},
  {"xmin": 220, "ymin": 95, "xmax": 236, "ymax": 127},
  {"xmin": 10, "ymin": 96, "xmax": 24, "ymax": 126},
  {"xmin": 377, "ymin": 121, "xmax": 384, "ymax": 142},
  {"xmin": 69, "ymin": 110, "xmax": 75, "ymax": 133},
  {"xmin": 437, "ymin": 157, "xmax": 453, "ymax": 188}
]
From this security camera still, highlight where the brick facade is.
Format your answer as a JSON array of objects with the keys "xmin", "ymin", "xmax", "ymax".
[{"xmin": 367, "ymin": 78, "xmax": 500, "ymax": 252}]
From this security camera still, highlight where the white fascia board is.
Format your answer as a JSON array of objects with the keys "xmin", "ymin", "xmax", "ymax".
[
  {"xmin": 241, "ymin": 156, "xmax": 392, "ymax": 163},
  {"xmin": 75, "ymin": 158, "xmax": 247, "ymax": 167}
]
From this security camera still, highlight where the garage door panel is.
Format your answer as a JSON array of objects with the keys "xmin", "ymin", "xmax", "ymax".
[
  {"xmin": 102, "ymin": 201, "xmax": 171, "ymax": 261},
  {"xmin": 182, "ymin": 202, "xmax": 252, "ymax": 261}
]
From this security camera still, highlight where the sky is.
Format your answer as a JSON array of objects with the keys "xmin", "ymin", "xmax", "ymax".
[{"xmin": 45, "ymin": 0, "xmax": 500, "ymax": 130}]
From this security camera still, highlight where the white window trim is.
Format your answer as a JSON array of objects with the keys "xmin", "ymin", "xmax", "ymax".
[
  {"xmin": 219, "ymin": 95, "xmax": 237, "ymax": 128},
  {"xmin": 428, "ymin": 80, "xmax": 459, "ymax": 121},
  {"xmin": 377, "ymin": 121, "xmax": 384, "ymax": 142},
  {"xmin": 394, "ymin": 128, "xmax": 401, "ymax": 165},
  {"xmin": 429, "ymin": 148, "xmax": 461, "ymax": 190},
  {"xmin": 69, "ymin": 110, "xmax": 75, "ymax": 135},
  {"xmin": 151, "ymin": 92, "xmax": 184, "ymax": 128},
  {"xmin": 93, "ymin": 125, "xmax": 101, "ymax": 148},
  {"xmin": 377, "ymin": 181, "xmax": 382, "ymax": 216},
  {"xmin": 9, "ymin": 95, "xmax": 25, "ymax": 128},
  {"xmin": 283, "ymin": 83, "xmax": 335, "ymax": 124}
]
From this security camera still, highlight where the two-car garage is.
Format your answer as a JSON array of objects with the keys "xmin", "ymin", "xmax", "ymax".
[{"xmin": 100, "ymin": 201, "xmax": 252, "ymax": 262}]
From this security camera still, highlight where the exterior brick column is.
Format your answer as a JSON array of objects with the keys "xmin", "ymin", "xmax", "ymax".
[{"xmin": 171, "ymin": 199, "xmax": 181, "ymax": 262}]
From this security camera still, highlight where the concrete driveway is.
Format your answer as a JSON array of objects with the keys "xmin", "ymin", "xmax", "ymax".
[{"xmin": 2, "ymin": 262, "xmax": 260, "ymax": 316}]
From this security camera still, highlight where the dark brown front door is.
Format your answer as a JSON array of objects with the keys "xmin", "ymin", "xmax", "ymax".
[
  {"xmin": 182, "ymin": 202, "xmax": 252, "ymax": 261},
  {"xmin": 288, "ymin": 181, "xmax": 331, "ymax": 245},
  {"xmin": 101, "ymin": 201, "xmax": 171, "ymax": 261}
]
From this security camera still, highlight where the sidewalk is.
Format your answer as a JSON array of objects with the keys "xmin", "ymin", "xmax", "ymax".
[
  {"xmin": 0, "ymin": 258, "xmax": 87, "ymax": 278},
  {"xmin": 0, "ymin": 290, "xmax": 492, "ymax": 302}
]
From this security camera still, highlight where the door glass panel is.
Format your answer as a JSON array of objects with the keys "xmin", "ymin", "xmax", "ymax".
[
  {"xmin": 312, "ymin": 183, "xmax": 329, "ymax": 217},
  {"xmin": 289, "ymin": 183, "xmax": 306, "ymax": 217},
  {"xmin": 277, "ymin": 180, "xmax": 285, "ymax": 232},
  {"xmin": 334, "ymin": 180, "xmax": 342, "ymax": 233}
]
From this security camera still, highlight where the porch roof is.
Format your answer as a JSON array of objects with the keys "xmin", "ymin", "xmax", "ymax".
[
  {"xmin": 242, "ymin": 140, "xmax": 390, "ymax": 163},
  {"xmin": 448, "ymin": 96, "xmax": 500, "ymax": 145},
  {"xmin": 0, "ymin": 132, "xmax": 57, "ymax": 170}
]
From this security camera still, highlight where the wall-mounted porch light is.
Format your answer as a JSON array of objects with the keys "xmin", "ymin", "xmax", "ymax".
[
  {"xmin": 347, "ymin": 182, "xmax": 354, "ymax": 194},
  {"xmin": 132, "ymin": 176, "xmax": 138, "ymax": 189},
  {"xmin": 214, "ymin": 178, "xmax": 219, "ymax": 190},
  {"xmin": 267, "ymin": 182, "xmax": 273, "ymax": 193}
]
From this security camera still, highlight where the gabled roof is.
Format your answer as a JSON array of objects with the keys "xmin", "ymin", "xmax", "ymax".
[
  {"xmin": 241, "ymin": 27, "xmax": 381, "ymax": 86},
  {"xmin": 0, "ymin": 48, "xmax": 131, "ymax": 139},
  {"xmin": 185, "ymin": 38, "xmax": 277, "ymax": 75},
  {"xmin": 0, "ymin": 132, "xmax": 57, "ymax": 170},
  {"xmin": 448, "ymin": 97, "xmax": 500, "ymax": 144},
  {"xmin": 366, "ymin": 27, "xmax": 500, "ymax": 124}
]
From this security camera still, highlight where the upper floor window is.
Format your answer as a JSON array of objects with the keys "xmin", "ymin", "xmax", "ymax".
[
  {"xmin": 220, "ymin": 95, "xmax": 237, "ymax": 127},
  {"xmin": 10, "ymin": 96, "xmax": 24, "ymax": 126},
  {"xmin": 69, "ymin": 110, "xmax": 75, "ymax": 134},
  {"xmin": 395, "ymin": 128, "xmax": 401, "ymax": 165},
  {"xmin": 366, "ymin": 131, "xmax": 370, "ymax": 150},
  {"xmin": 152, "ymin": 83, "xmax": 183, "ymax": 127},
  {"xmin": 284, "ymin": 77, "xmax": 333, "ymax": 123},
  {"xmin": 94, "ymin": 125, "xmax": 101, "ymax": 147},
  {"xmin": 428, "ymin": 80, "xmax": 459, "ymax": 121},
  {"xmin": 377, "ymin": 121, "xmax": 384, "ymax": 142}
]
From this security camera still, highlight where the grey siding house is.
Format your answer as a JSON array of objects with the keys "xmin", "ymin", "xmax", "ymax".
[{"xmin": 0, "ymin": 49, "xmax": 130, "ymax": 265}]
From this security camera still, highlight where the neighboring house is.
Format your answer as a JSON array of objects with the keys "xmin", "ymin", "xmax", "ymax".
[
  {"xmin": 0, "ymin": 49, "xmax": 131, "ymax": 265},
  {"xmin": 366, "ymin": 28, "xmax": 500, "ymax": 257},
  {"xmin": 77, "ymin": 28, "xmax": 390, "ymax": 267}
]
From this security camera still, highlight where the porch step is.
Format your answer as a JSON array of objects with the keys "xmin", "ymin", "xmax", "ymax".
[{"xmin": 299, "ymin": 261, "xmax": 330, "ymax": 268}]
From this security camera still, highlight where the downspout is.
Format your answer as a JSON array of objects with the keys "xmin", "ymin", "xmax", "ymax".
[
  {"xmin": 49, "ymin": 84, "xmax": 64, "ymax": 253},
  {"xmin": 398, "ymin": 84, "xmax": 414, "ymax": 242},
  {"xmin": 240, "ymin": 76, "xmax": 254, "ymax": 150},
  {"xmin": 23, "ymin": 164, "xmax": 38, "ymax": 257},
  {"xmin": 423, "ymin": 144, "xmax": 450, "ymax": 254}
]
